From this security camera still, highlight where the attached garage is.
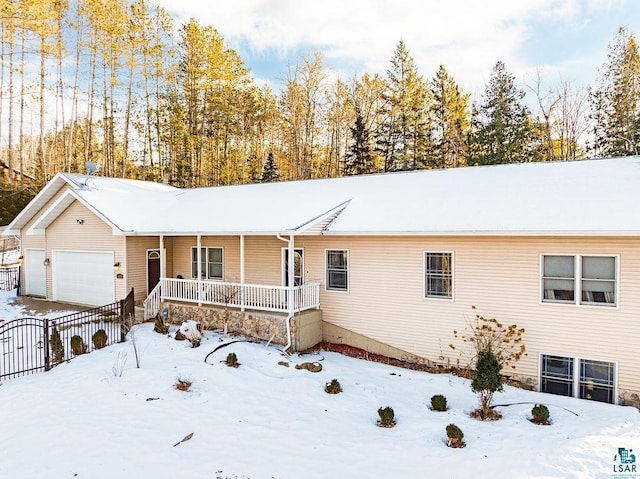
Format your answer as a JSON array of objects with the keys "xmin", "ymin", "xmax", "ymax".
[
  {"xmin": 52, "ymin": 250, "xmax": 115, "ymax": 306},
  {"xmin": 25, "ymin": 248, "xmax": 46, "ymax": 296}
]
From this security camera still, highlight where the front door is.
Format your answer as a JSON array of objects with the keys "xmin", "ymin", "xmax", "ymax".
[
  {"xmin": 147, "ymin": 250, "xmax": 161, "ymax": 294},
  {"xmin": 282, "ymin": 248, "xmax": 303, "ymax": 287}
]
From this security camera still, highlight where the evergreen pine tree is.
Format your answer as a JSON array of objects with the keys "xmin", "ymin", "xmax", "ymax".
[
  {"xmin": 260, "ymin": 152, "xmax": 280, "ymax": 182},
  {"xmin": 590, "ymin": 27, "xmax": 640, "ymax": 157},
  {"xmin": 430, "ymin": 65, "xmax": 470, "ymax": 168},
  {"xmin": 469, "ymin": 61, "xmax": 533, "ymax": 165},
  {"xmin": 344, "ymin": 109, "xmax": 375, "ymax": 175},
  {"xmin": 377, "ymin": 40, "xmax": 432, "ymax": 172}
]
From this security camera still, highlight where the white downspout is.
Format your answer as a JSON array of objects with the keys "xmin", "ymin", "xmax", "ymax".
[
  {"xmin": 276, "ymin": 233, "xmax": 295, "ymax": 352},
  {"xmin": 197, "ymin": 234, "xmax": 202, "ymax": 306}
]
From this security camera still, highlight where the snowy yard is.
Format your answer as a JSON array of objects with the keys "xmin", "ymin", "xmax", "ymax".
[
  {"xmin": 0, "ymin": 318, "xmax": 637, "ymax": 479},
  {"xmin": 0, "ymin": 289, "xmax": 78, "ymax": 321}
]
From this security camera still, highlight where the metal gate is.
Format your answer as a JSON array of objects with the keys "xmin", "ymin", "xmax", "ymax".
[
  {"xmin": 0, "ymin": 266, "xmax": 20, "ymax": 292},
  {"xmin": 0, "ymin": 288, "xmax": 134, "ymax": 381}
]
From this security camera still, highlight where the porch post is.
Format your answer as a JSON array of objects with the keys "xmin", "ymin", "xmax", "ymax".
[
  {"xmin": 197, "ymin": 234, "xmax": 202, "ymax": 306},
  {"xmin": 240, "ymin": 234, "xmax": 245, "ymax": 312},
  {"xmin": 288, "ymin": 236, "xmax": 295, "ymax": 315},
  {"xmin": 159, "ymin": 235, "xmax": 165, "ymax": 278}
]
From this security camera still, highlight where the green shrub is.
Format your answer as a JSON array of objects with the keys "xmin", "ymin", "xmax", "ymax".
[
  {"xmin": 451, "ymin": 307, "xmax": 526, "ymax": 421},
  {"xmin": 324, "ymin": 379, "xmax": 342, "ymax": 394},
  {"xmin": 531, "ymin": 404, "xmax": 550, "ymax": 425},
  {"xmin": 154, "ymin": 314, "xmax": 169, "ymax": 334},
  {"xmin": 50, "ymin": 326, "xmax": 65, "ymax": 364},
  {"xmin": 225, "ymin": 352, "xmax": 239, "ymax": 368},
  {"xmin": 92, "ymin": 329, "xmax": 108, "ymax": 349},
  {"xmin": 70, "ymin": 335, "xmax": 87, "ymax": 355},
  {"xmin": 377, "ymin": 406, "xmax": 396, "ymax": 428},
  {"xmin": 471, "ymin": 349, "xmax": 503, "ymax": 420},
  {"xmin": 446, "ymin": 423, "xmax": 465, "ymax": 448},
  {"xmin": 430, "ymin": 394, "xmax": 448, "ymax": 411}
]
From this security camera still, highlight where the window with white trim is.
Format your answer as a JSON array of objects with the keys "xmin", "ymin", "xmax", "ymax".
[
  {"xmin": 542, "ymin": 254, "xmax": 616, "ymax": 306},
  {"xmin": 579, "ymin": 359, "xmax": 615, "ymax": 403},
  {"xmin": 424, "ymin": 252, "xmax": 453, "ymax": 299},
  {"xmin": 540, "ymin": 354, "xmax": 615, "ymax": 404},
  {"xmin": 326, "ymin": 250, "xmax": 348, "ymax": 291},
  {"xmin": 540, "ymin": 355, "xmax": 574, "ymax": 397},
  {"xmin": 191, "ymin": 247, "xmax": 223, "ymax": 280}
]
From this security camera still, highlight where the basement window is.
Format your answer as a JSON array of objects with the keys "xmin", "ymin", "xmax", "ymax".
[{"xmin": 540, "ymin": 354, "xmax": 615, "ymax": 404}]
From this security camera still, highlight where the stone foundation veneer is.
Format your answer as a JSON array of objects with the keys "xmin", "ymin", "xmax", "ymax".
[{"xmin": 160, "ymin": 301, "xmax": 323, "ymax": 351}]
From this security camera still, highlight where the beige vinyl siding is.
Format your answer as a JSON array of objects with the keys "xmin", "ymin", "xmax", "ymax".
[
  {"xmin": 293, "ymin": 236, "xmax": 640, "ymax": 396},
  {"xmin": 125, "ymin": 236, "xmax": 172, "ymax": 302},
  {"xmin": 46, "ymin": 200, "xmax": 126, "ymax": 301},
  {"xmin": 171, "ymin": 236, "xmax": 241, "ymax": 282},
  {"xmin": 19, "ymin": 186, "xmax": 70, "ymax": 289},
  {"xmin": 160, "ymin": 233, "xmax": 640, "ymax": 396},
  {"xmin": 244, "ymin": 236, "xmax": 286, "ymax": 285}
]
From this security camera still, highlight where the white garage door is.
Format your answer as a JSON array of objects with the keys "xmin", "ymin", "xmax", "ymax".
[
  {"xmin": 53, "ymin": 251, "xmax": 115, "ymax": 306},
  {"xmin": 25, "ymin": 249, "xmax": 46, "ymax": 296}
]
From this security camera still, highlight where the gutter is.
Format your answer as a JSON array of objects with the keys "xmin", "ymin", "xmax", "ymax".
[{"xmin": 319, "ymin": 229, "xmax": 640, "ymax": 237}]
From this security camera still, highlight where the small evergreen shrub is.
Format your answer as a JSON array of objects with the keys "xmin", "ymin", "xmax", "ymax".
[
  {"xmin": 531, "ymin": 404, "xmax": 550, "ymax": 425},
  {"xmin": 324, "ymin": 379, "xmax": 342, "ymax": 394},
  {"xmin": 70, "ymin": 335, "xmax": 87, "ymax": 355},
  {"xmin": 446, "ymin": 423, "xmax": 465, "ymax": 448},
  {"xmin": 50, "ymin": 326, "xmax": 65, "ymax": 364},
  {"xmin": 154, "ymin": 314, "xmax": 169, "ymax": 334},
  {"xmin": 377, "ymin": 406, "xmax": 396, "ymax": 428},
  {"xmin": 92, "ymin": 329, "xmax": 108, "ymax": 349},
  {"xmin": 430, "ymin": 394, "xmax": 448, "ymax": 411},
  {"xmin": 225, "ymin": 352, "xmax": 239, "ymax": 368},
  {"xmin": 451, "ymin": 307, "xmax": 526, "ymax": 421},
  {"xmin": 470, "ymin": 349, "xmax": 503, "ymax": 420}
]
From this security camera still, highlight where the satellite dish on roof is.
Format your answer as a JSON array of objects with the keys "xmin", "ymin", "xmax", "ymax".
[{"xmin": 85, "ymin": 161, "xmax": 100, "ymax": 175}]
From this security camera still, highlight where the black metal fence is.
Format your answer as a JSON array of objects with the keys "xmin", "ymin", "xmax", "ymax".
[
  {"xmin": 0, "ymin": 288, "xmax": 134, "ymax": 381},
  {"xmin": 0, "ymin": 266, "xmax": 20, "ymax": 292}
]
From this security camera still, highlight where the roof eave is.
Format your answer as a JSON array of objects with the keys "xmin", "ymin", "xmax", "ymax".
[
  {"xmin": 27, "ymin": 189, "xmax": 124, "ymax": 235},
  {"xmin": 121, "ymin": 229, "xmax": 298, "ymax": 237},
  {"xmin": 321, "ymin": 229, "xmax": 640, "ymax": 237},
  {"xmin": 4, "ymin": 173, "xmax": 74, "ymax": 234}
]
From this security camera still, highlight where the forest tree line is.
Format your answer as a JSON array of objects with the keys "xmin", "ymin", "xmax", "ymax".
[{"xmin": 0, "ymin": 0, "xmax": 639, "ymax": 191}]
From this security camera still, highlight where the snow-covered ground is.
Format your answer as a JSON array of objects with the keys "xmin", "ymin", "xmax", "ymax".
[
  {"xmin": 0, "ymin": 289, "xmax": 77, "ymax": 321},
  {"xmin": 0, "ymin": 317, "xmax": 638, "ymax": 479}
]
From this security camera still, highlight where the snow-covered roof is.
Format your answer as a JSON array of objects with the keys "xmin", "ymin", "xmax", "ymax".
[{"xmin": 5, "ymin": 156, "xmax": 640, "ymax": 236}]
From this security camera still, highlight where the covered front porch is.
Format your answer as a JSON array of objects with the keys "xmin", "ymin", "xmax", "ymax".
[
  {"xmin": 141, "ymin": 233, "xmax": 321, "ymax": 320},
  {"xmin": 144, "ymin": 277, "xmax": 320, "ymax": 319}
]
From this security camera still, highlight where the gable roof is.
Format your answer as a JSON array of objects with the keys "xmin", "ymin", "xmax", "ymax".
[{"xmin": 5, "ymin": 156, "xmax": 640, "ymax": 237}]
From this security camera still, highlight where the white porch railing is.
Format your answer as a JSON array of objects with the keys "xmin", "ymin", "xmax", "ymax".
[
  {"xmin": 144, "ymin": 281, "xmax": 162, "ymax": 320},
  {"xmin": 144, "ymin": 278, "xmax": 321, "ymax": 319}
]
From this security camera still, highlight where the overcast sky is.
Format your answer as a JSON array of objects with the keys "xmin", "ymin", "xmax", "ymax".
[{"xmin": 151, "ymin": 0, "xmax": 639, "ymax": 98}]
